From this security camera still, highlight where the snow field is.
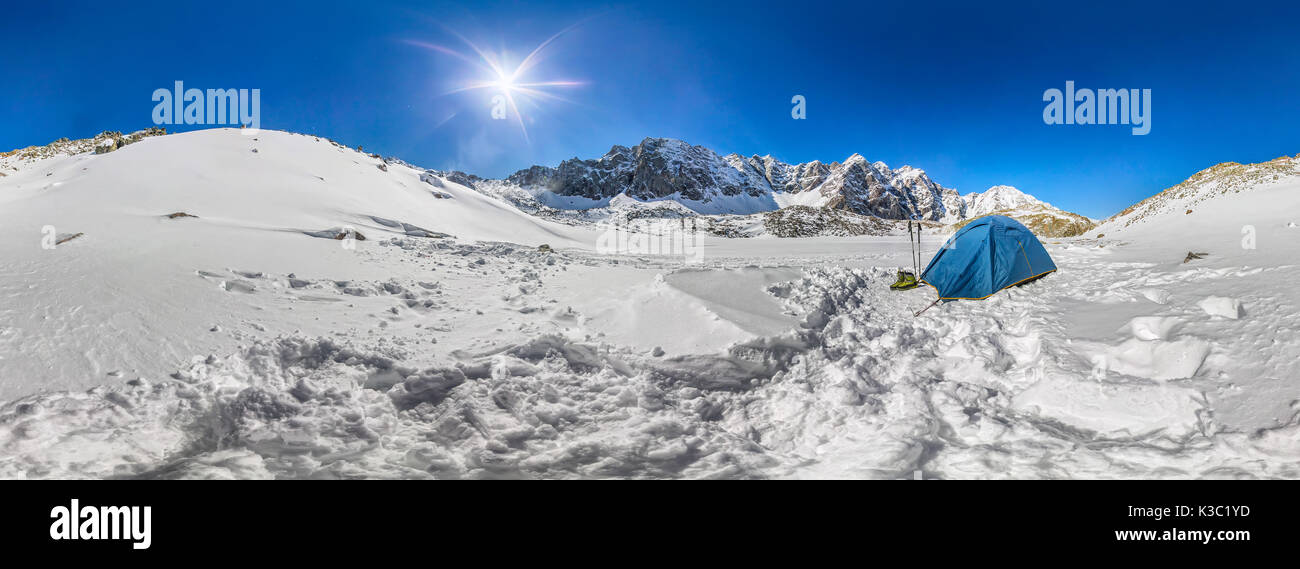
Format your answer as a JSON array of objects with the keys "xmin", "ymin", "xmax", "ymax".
[{"xmin": 2, "ymin": 129, "xmax": 1298, "ymax": 479}]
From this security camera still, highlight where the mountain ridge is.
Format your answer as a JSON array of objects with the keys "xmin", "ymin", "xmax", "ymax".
[
  {"xmin": 1098, "ymin": 154, "xmax": 1300, "ymax": 233},
  {"xmin": 2, "ymin": 130, "xmax": 1095, "ymax": 237},
  {"xmin": 479, "ymin": 136, "xmax": 1096, "ymax": 236}
]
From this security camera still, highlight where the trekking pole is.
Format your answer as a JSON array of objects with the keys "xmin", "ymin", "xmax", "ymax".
[
  {"xmin": 909, "ymin": 219, "xmax": 920, "ymax": 276},
  {"xmin": 909, "ymin": 220, "xmax": 917, "ymax": 275}
]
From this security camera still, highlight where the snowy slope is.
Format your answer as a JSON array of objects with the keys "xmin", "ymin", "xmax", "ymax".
[
  {"xmin": 1099, "ymin": 154, "xmax": 1300, "ymax": 234},
  {"xmin": 0, "ymin": 129, "xmax": 598, "ymax": 397},
  {"xmin": 1, "ymin": 130, "xmax": 1298, "ymax": 480}
]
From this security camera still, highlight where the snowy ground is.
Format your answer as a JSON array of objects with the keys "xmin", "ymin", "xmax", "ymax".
[{"xmin": 1, "ymin": 129, "xmax": 1297, "ymax": 479}]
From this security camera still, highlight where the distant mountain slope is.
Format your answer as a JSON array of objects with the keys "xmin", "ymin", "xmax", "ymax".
[
  {"xmin": 953, "ymin": 205, "xmax": 1097, "ymax": 238},
  {"xmin": 1099, "ymin": 154, "xmax": 1300, "ymax": 232},
  {"xmin": 0, "ymin": 128, "xmax": 167, "ymax": 168},
  {"xmin": 951, "ymin": 185, "xmax": 1097, "ymax": 237},
  {"xmin": 2, "ymin": 129, "xmax": 1097, "ymax": 240},
  {"xmin": 501, "ymin": 137, "xmax": 973, "ymax": 220},
  {"xmin": 761, "ymin": 205, "xmax": 899, "ymax": 237},
  {"xmin": 963, "ymin": 185, "xmax": 1046, "ymax": 217},
  {"xmin": 459, "ymin": 137, "xmax": 1091, "ymax": 232}
]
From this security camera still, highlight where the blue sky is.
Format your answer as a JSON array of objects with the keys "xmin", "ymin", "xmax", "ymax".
[{"xmin": 3, "ymin": 0, "xmax": 1298, "ymax": 218}]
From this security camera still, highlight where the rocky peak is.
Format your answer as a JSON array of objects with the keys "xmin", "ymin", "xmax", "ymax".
[{"xmin": 500, "ymin": 137, "xmax": 1015, "ymax": 223}]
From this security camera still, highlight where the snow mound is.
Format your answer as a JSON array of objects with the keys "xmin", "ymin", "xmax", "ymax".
[{"xmin": 1198, "ymin": 296, "xmax": 1243, "ymax": 319}]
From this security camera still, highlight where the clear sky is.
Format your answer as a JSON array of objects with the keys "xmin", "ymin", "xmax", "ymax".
[{"xmin": 3, "ymin": 0, "xmax": 1298, "ymax": 218}]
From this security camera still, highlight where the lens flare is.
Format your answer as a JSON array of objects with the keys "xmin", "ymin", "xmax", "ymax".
[{"xmin": 406, "ymin": 25, "xmax": 586, "ymax": 143}]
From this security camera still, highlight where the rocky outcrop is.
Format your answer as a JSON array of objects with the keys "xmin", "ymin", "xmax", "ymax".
[
  {"xmin": 762, "ymin": 205, "xmax": 896, "ymax": 237},
  {"xmin": 2, "ymin": 128, "xmax": 167, "ymax": 162},
  {"xmin": 507, "ymin": 138, "xmax": 770, "ymax": 203},
  {"xmin": 952, "ymin": 204, "xmax": 1096, "ymax": 238}
]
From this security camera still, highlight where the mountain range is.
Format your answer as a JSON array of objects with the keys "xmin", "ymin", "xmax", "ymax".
[
  {"xmin": 2, "ymin": 130, "xmax": 1108, "ymax": 238},
  {"xmin": 455, "ymin": 137, "xmax": 1096, "ymax": 237}
]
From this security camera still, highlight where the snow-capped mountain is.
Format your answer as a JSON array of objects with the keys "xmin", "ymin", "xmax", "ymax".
[
  {"xmin": 505, "ymin": 138, "xmax": 775, "ymax": 215},
  {"xmin": 963, "ymin": 185, "xmax": 1046, "ymax": 217},
  {"xmin": 466, "ymin": 137, "xmax": 1095, "ymax": 235},
  {"xmin": 955, "ymin": 184, "xmax": 1096, "ymax": 238},
  {"xmin": 501, "ymin": 137, "xmax": 974, "ymax": 221}
]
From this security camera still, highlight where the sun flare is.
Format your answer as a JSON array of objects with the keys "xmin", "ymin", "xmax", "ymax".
[{"xmin": 406, "ymin": 25, "xmax": 585, "ymax": 143}]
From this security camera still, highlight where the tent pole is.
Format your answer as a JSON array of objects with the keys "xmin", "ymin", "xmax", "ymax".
[{"xmin": 914, "ymin": 298, "xmax": 941, "ymax": 317}]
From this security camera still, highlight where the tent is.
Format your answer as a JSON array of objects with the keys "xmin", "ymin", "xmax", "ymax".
[{"xmin": 920, "ymin": 215, "xmax": 1057, "ymax": 301}]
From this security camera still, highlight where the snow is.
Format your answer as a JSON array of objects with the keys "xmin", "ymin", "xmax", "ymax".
[
  {"xmin": 964, "ymin": 184, "xmax": 1049, "ymax": 216},
  {"xmin": 1, "ymin": 128, "xmax": 1298, "ymax": 479},
  {"xmin": 1198, "ymin": 296, "xmax": 1243, "ymax": 319}
]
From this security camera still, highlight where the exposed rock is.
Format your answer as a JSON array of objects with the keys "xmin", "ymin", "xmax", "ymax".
[
  {"xmin": 1103, "ymin": 154, "xmax": 1300, "ymax": 230},
  {"xmin": 507, "ymin": 138, "xmax": 771, "ymax": 204},
  {"xmin": 762, "ymin": 205, "xmax": 896, "ymax": 237},
  {"xmin": 951, "ymin": 205, "xmax": 1096, "ymax": 238},
  {"xmin": 496, "ymin": 138, "xmax": 1095, "ymax": 227},
  {"xmin": 55, "ymin": 232, "xmax": 84, "ymax": 245}
]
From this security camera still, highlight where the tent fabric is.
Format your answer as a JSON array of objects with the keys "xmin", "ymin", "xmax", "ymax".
[{"xmin": 920, "ymin": 215, "xmax": 1057, "ymax": 300}]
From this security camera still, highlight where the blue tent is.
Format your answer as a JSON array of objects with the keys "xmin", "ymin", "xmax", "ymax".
[{"xmin": 920, "ymin": 215, "xmax": 1057, "ymax": 300}]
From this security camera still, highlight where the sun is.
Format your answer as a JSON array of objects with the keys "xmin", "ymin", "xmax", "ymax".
[
  {"xmin": 406, "ymin": 25, "xmax": 586, "ymax": 143},
  {"xmin": 491, "ymin": 73, "xmax": 515, "ymax": 90}
]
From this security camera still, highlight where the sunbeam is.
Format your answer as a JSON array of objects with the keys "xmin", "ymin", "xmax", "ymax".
[{"xmin": 408, "ymin": 26, "xmax": 586, "ymax": 143}]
